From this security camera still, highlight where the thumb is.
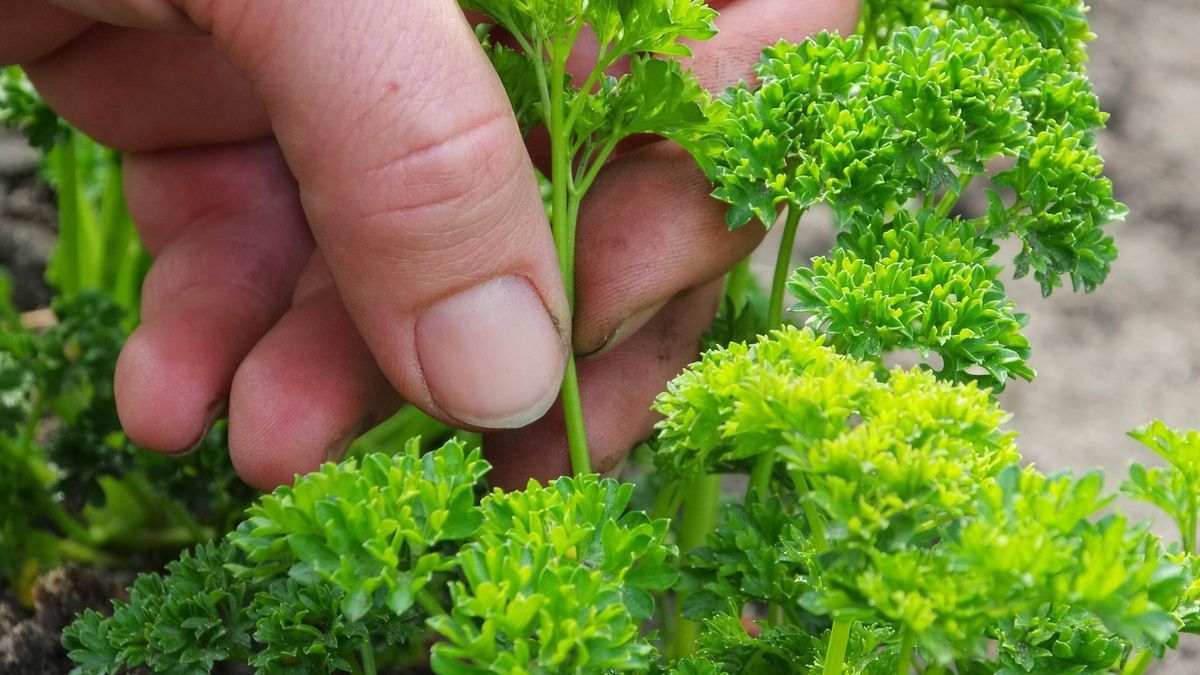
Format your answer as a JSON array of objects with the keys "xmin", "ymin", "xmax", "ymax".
[{"xmin": 51, "ymin": 0, "xmax": 569, "ymax": 428}]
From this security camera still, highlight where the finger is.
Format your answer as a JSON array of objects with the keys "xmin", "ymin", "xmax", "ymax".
[
  {"xmin": 0, "ymin": 0, "xmax": 93, "ymax": 64},
  {"xmin": 484, "ymin": 281, "xmax": 723, "ymax": 488},
  {"xmin": 114, "ymin": 141, "xmax": 312, "ymax": 452},
  {"xmin": 23, "ymin": 25, "xmax": 268, "ymax": 152},
  {"xmin": 45, "ymin": 0, "xmax": 195, "ymax": 32},
  {"xmin": 227, "ymin": 253, "xmax": 402, "ymax": 490},
  {"xmin": 92, "ymin": 0, "xmax": 569, "ymax": 430},
  {"xmin": 572, "ymin": 142, "xmax": 762, "ymax": 356}
]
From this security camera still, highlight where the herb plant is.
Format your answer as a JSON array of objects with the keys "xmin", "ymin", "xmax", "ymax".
[{"xmin": 21, "ymin": 0, "xmax": 1199, "ymax": 673}]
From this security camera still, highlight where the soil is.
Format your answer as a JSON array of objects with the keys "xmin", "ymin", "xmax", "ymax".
[
  {"xmin": 1, "ymin": 0, "xmax": 1199, "ymax": 671},
  {"xmin": 0, "ymin": 567, "xmax": 131, "ymax": 675}
]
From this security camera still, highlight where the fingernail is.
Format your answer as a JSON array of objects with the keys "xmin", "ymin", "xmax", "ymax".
[
  {"xmin": 176, "ymin": 398, "xmax": 227, "ymax": 456},
  {"xmin": 416, "ymin": 275, "xmax": 565, "ymax": 428},
  {"xmin": 581, "ymin": 300, "xmax": 668, "ymax": 359}
]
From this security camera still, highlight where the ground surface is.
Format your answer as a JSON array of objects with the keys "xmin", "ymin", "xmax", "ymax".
[{"xmin": 1, "ymin": 0, "xmax": 1199, "ymax": 671}]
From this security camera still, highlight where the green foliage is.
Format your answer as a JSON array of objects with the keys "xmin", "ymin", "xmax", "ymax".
[
  {"xmin": 0, "ymin": 291, "xmax": 249, "ymax": 598},
  {"xmin": 994, "ymin": 607, "xmax": 1126, "ymax": 675},
  {"xmin": 709, "ymin": 4, "xmax": 1124, "ymax": 397},
  {"xmin": 1, "ymin": 65, "xmax": 67, "ymax": 150},
  {"xmin": 1, "ymin": 66, "xmax": 150, "ymax": 311},
  {"xmin": 430, "ymin": 475, "xmax": 674, "ymax": 673},
  {"xmin": 462, "ymin": 0, "xmax": 723, "ymax": 187},
  {"xmin": 66, "ymin": 440, "xmax": 676, "ymax": 674},
  {"xmin": 859, "ymin": 0, "xmax": 1094, "ymax": 67},
  {"xmin": 678, "ymin": 496, "xmax": 811, "ymax": 621},
  {"xmin": 1123, "ymin": 421, "xmax": 1200, "ymax": 554},
  {"xmin": 230, "ymin": 438, "xmax": 487, "ymax": 621},
  {"xmin": 653, "ymin": 325, "xmax": 1016, "ymax": 484},
  {"xmin": 655, "ymin": 326, "xmax": 1194, "ymax": 670},
  {"xmin": 63, "ymin": 541, "xmax": 253, "ymax": 675},
  {"xmin": 790, "ymin": 209, "xmax": 1033, "ymax": 389}
]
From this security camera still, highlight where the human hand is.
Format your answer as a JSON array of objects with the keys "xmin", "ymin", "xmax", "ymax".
[{"xmin": 1, "ymin": 0, "xmax": 858, "ymax": 489}]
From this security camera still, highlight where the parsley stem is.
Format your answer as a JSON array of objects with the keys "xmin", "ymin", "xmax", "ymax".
[
  {"xmin": 725, "ymin": 256, "xmax": 753, "ymax": 313},
  {"xmin": 767, "ymin": 204, "xmax": 804, "ymax": 329},
  {"xmin": 822, "ymin": 616, "xmax": 853, "ymax": 675},
  {"xmin": 547, "ymin": 44, "xmax": 590, "ymax": 476},
  {"xmin": 669, "ymin": 473, "xmax": 722, "ymax": 660},
  {"xmin": 563, "ymin": 356, "xmax": 591, "ymax": 475},
  {"xmin": 896, "ymin": 627, "xmax": 915, "ymax": 675},
  {"xmin": 358, "ymin": 641, "xmax": 378, "ymax": 675},
  {"xmin": 1122, "ymin": 649, "xmax": 1154, "ymax": 675},
  {"xmin": 750, "ymin": 205, "xmax": 805, "ymax": 500},
  {"xmin": 651, "ymin": 479, "xmax": 683, "ymax": 521},
  {"xmin": 748, "ymin": 452, "xmax": 773, "ymax": 498},
  {"xmin": 789, "ymin": 469, "xmax": 828, "ymax": 552},
  {"xmin": 933, "ymin": 172, "xmax": 976, "ymax": 219},
  {"xmin": 52, "ymin": 130, "xmax": 81, "ymax": 294},
  {"xmin": 417, "ymin": 589, "xmax": 448, "ymax": 618}
]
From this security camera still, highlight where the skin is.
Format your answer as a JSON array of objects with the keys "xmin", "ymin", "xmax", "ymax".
[{"xmin": 0, "ymin": 0, "xmax": 859, "ymax": 490}]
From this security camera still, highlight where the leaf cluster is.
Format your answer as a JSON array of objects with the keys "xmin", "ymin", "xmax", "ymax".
[
  {"xmin": 0, "ymin": 291, "xmax": 250, "ymax": 596},
  {"xmin": 466, "ymin": 0, "xmax": 723, "ymax": 184},
  {"xmin": 431, "ymin": 476, "xmax": 675, "ymax": 673},
  {"xmin": 1123, "ymin": 421, "xmax": 1200, "ymax": 554},
  {"xmin": 656, "ymin": 328, "xmax": 1194, "ymax": 669},
  {"xmin": 0, "ymin": 65, "xmax": 67, "ymax": 151},
  {"xmin": 64, "ymin": 439, "xmax": 674, "ymax": 674},
  {"xmin": 707, "ymin": 5, "xmax": 1124, "ymax": 396},
  {"xmin": 790, "ymin": 209, "xmax": 1033, "ymax": 388}
]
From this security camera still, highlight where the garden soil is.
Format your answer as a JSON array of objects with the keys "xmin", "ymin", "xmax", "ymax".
[{"xmin": 2, "ymin": 0, "xmax": 1200, "ymax": 671}]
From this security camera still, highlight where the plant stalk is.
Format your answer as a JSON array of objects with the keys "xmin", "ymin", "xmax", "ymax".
[
  {"xmin": 725, "ymin": 256, "xmax": 753, "ymax": 312},
  {"xmin": 51, "ymin": 133, "xmax": 81, "ymax": 295},
  {"xmin": 790, "ymin": 469, "xmax": 829, "ymax": 551},
  {"xmin": 896, "ymin": 628, "xmax": 915, "ymax": 675},
  {"xmin": 359, "ymin": 641, "xmax": 378, "ymax": 675},
  {"xmin": 417, "ymin": 589, "xmax": 448, "ymax": 618},
  {"xmin": 547, "ymin": 48, "xmax": 590, "ymax": 476},
  {"xmin": 669, "ymin": 473, "xmax": 722, "ymax": 660},
  {"xmin": 767, "ymin": 204, "xmax": 804, "ymax": 329},
  {"xmin": 651, "ymin": 479, "xmax": 683, "ymax": 521},
  {"xmin": 822, "ymin": 616, "xmax": 853, "ymax": 675},
  {"xmin": 749, "ymin": 205, "xmax": 805, "ymax": 498},
  {"xmin": 1122, "ymin": 649, "xmax": 1154, "ymax": 675},
  {"xmin": 933, "ymin": 172, "xmax": 976, "ymax": 219}
]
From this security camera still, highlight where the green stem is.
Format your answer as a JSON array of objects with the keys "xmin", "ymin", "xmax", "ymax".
[
  {"xmin": 896, "ymin": 628, "xmax": 915, "ymax": 675},
  {"xmin": 18, "ymin": 388, "xmax": 45, "ymax": 450},
  {"xmin": 16, "ymin": 388, "xmax": 105, "ymax": 550},
  {"xmin": 1122, "ymin": 649, "xmax": 1154, "ymax": 675},
  {"xmin": 55, "ymin": 538, "xmax": 114, "ymax": 565},
  {"xmin": 748, "ymin": 451, "xmax": 774, "ymax": 499},
  {"xmin": 670, "ymin": 474, "xmax": 722, "ymax": 660},
  {"xmin": 749, "ymin": 206, "xmax": 804, "ymax": 498},
  {"xmin": 822, "ymin": 617, "xmax": 853, "ymax": 675},
  {"xmin": 52, "ymin": 133, "xmax": 81, "ymax": 295},
  {"xmin": 767, "ymin": 205, "xmax": 804, "ymax": 329},
  {"xmin": 933, "ymin": 172, "xmax": 975, "ymax": 219},
  {"xmin": 680, "ymin": 475, "xmax": 721, "ymax": 551},
  {"xmin": 547, "ymin": 46, "xmax": 590, "ymax": 477},
  {"xmin": 789, "ymin": 470, "xmax": 828, "ymax": 552},
  {"xmin": 651, "ymin": 479, "xmax": 683, "ymax": 521},
  {"xmin": 725, "ymin": 257, "xmax": 753, "ymax": 312},
  {"xmin": 417, "ymin": 589, "xmax": 448, "ymax": 618},
  {"xmin": 358, "ymin": 641, "xmax": 378, "ymax": 675},
  {"xmin": 563, "ymin": 356, "xmax": 591, "ymax": 475}
]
